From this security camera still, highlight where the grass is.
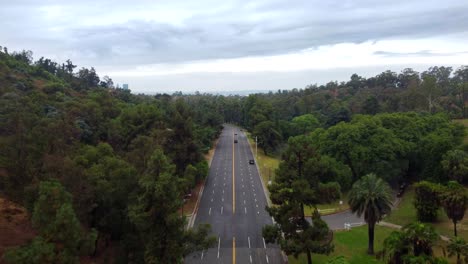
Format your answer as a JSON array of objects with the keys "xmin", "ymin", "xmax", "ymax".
[
  {"xmin": 288, "ymin": 224, "xmax": 456, "ymax": 264},
  {"xmin": 304, "ymin": 193, "xmax": 350, "ymax": 216},
  {"xmin": 246, "ymin": 133, "xmax": 280, "ymax": 189},
  {"xmin": 384, "ymin": 186, "xmax": 468, "ymax": 241},
  {"xmin": 288, "ymin": 225, "xmax": 393, "ymax": 264}
]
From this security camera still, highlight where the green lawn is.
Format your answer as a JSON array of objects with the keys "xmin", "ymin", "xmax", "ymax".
[
  {"xmin": 288, "ymin": 225, "xmax": 393, "ymax": 264},
  {"xmin": 384, "ymin": 186, "xmax": 468, "ymax": 241}
]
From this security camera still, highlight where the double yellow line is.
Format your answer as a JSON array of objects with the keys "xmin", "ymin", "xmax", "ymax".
[{"xmin": 232, "ymin": 131, "xmax": 236, "ymax": 264}]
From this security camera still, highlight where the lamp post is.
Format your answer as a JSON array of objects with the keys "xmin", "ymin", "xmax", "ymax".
[{"xmin": 255, "ymin": 136, "xmax": 258, "ymax": 159}]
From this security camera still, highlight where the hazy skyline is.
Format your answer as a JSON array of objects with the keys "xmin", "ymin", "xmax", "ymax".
[{"xmin": 1, "ymin": 0, "xmax": 468, "ymax": 94}]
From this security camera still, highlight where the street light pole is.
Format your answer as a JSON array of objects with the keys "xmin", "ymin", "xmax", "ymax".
[{"xmin": 255, "ymin": 136, "xmax": 258, "ymax": 159}]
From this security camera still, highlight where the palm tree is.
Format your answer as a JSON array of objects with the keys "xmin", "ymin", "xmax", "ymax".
[
  {"xmin": 448, "ymin": 237, "xmax": 468, "ymax": 264},
  {"xmin": 348, "ymin": 173, "xmax": 392, "ymax": 255}
]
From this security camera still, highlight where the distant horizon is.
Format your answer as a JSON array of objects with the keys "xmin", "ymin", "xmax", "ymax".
[{"xmin": 1, "ymin": 0, "xmax": 467, "ymax": 94}]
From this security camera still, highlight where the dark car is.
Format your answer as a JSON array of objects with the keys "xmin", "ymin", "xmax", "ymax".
[
  {"xmin": 249, "ymin": 159, "xmax": 255, "ymax": 165},
  {"xmin": 234, "ymin": 139, "xmax": 238, "ymax": 143}
]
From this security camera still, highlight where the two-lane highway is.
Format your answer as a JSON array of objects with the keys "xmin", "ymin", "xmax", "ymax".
[{"xmin": 186, "ymin": 124, "xmax": 283, "ymax": 264}]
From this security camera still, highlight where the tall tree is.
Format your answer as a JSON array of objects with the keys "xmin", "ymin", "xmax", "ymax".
[
  {"xmin": 348, "ymin": 173, "xmax": 392, "ymax": 255},
  {"xmin": 263, "ymin": 136, "xmax": 334, "ymax": 264},
  {"xmin": 129, "ymin": 148, "xmax": 214, "ymax": 262},
  {"xmin": 440, "ymin": 181, "xmax": 468, "ymax": 237},
  {"xmin": 5, "ymin": 181, "xmax": 96, "ymax": 264}
]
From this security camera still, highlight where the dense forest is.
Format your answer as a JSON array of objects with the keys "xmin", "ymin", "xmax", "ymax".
[
  {"xmin": 1, "ymin": 46, "xmax": 467, "ymax": 264},
  {"xmin": 0, "ymin": 48, "xmax": 222, "ymax": 263}
]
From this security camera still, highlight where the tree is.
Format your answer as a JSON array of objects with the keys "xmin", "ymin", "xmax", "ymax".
[
  {"xmin": 263, "ymin": 136, "xmax": 333, "ymax": 264},
  {"xmin": 383, "ymin": 222, "xmax": 441, "ymax": 264},
  {"xmin": 348, "ymin": 173, "xmax": 392, "ymax": 255},
  {"xmin": 252, "ymin": 120, "xmax": 282, "ymax": 155},
  {"xmin": 291, "ymin": 114, "xmax": 320, "ymax": 136},
  {"xmin": 420, "ymin": 75, "xmax": 440, "ymax": 113},
  {"xmin": 441, "ymin": 150, "xmax": 468, "ymax": 183},
  {"xmin": 440, "ymin": 181, "xmax": 468, "ymax": 237},
  {"xmin": 447, "ymin": 237, "xmax": 468, "ymax": 264},
  {"xmin": 5, "ymin": 181, "xmax": 96, "ymax": 264},
  {"xmin": 413, "ymin": 181, "xmax": 443, "ymax": 222},
  {"xmin": 129, "ymin": 148, "xmax": 214, "ymax": 262}
]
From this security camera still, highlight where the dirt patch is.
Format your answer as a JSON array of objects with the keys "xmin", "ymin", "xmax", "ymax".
[
  {"xmin": 0, "ymin": 197, "xmax": 36, "ymax": 263},
  {"xmin": 204, "ymin": 137, "xmax": 219, "ymax": 166}
]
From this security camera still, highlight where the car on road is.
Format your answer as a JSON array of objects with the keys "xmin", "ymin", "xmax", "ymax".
[
  {"xmin": 249, "ymin": 159, "xmax": 255, "ymax": 164},
  {"xmin": 234, "ymin": 139, "xmax": 238, "ymax": 143}
]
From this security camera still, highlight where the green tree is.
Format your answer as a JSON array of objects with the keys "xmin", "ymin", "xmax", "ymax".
[
  {"xmin": 129, "ymin": 148, "xmax": 214, "ymax": 263},
  {"xmin": 252, "ymin": 120, "xmax": 282, "ymax": 155},
  {"xmin": 414, "ymin": 181, "xmax": 443, "ymax": 222},
  {"xmin": 348, "ymin": 173, "xmax": 392, "ymax": 255},
  {"xmin": 5, "ymin": 181, "xmax": 96, "ymax": 264},
  {"xmin": 383, "ymin": 222, "xmax": 441, "ymax": 264},
  {"xmin": 291, "ymin": 114, "xmax": 320, "ymax": 135},
  {"xmin": 263, "ymin": 136, "xmax": 333, "ymax": 264},
  {"xmin": 440, "ymin": 181, "xmax": 468, "ymax": 237},
  {"xmin": 441, "ymin": 150, "xmax": 468, "ymax": 183},
  {"xmin": 447, "ymin": 237, "xmax": 468, "ymax": 264}
]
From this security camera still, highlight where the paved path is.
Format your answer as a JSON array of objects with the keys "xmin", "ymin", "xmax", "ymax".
[{"xmin": 185, "ymin": 125, "xmax": 284, "ymax": 264}]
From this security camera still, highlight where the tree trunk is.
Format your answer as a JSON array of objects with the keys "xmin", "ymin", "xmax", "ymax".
[
  {"xmin": 367, "ymin": 222, "xmax": 375, "ymax": 255},
  {"xmin": 454, "ymin": 220, "xmax": 458, "ymax": 237},
  {"xmin": 306, "ymin": 249, "xmax": 312, "ymax": 264}
]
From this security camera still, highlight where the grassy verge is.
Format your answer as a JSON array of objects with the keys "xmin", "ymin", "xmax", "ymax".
[
  {"xmin": 246, "ymin": 133, "xmax": 280, "ymax": 188},
  {"xmin": 384, "ymin": 186, "xmax": 468, "ymax": 241}
]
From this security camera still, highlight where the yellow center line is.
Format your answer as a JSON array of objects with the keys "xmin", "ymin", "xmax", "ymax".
[
  {"xmin": 233, "ymin": 237, "xmax": 236, "ymax": 264},
  {"xmin": 232, "ymin": 131, "xmax": 235, "ymax": 213}
]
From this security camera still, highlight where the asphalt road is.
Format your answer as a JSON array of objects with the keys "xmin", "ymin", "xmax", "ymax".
[{"xmin": 185, "ymin": 124, "xmax": 284, "ymax": 264}]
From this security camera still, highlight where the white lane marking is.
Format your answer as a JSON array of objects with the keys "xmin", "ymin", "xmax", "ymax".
[
  {"xmin": 211, "ymin": 198, "xmax": 213, "ymax": 202},
  {"xmin": 209, "ymin": 208, "xmax": 211, "ymax": 215},
  {"xmin": 242, "ymin": 185, "xmax": 244, "ymax": 188},
  {"xmin": 212, "ymin": 190, "xmax": 214, "ymax": 194},
  {"xmin": 255, "ymin": 198, "xmax": 257, "ymax": 202},
  {"xmin": 217, "ymin": 237, "xmax": 220, "ymax": 258},
  {"xmin": 244, "ymin": 200, "xmax": 246, "ymax": 205},
  {"xmin": 223, "ymin": 190, "xmax": 225, "ymax": 194},
  {"xmin": 201, "ymin": 250, "xmax": 204, "ymax": 260},
  {"xmin": 214, "ymin": 183, "xmax": 216, "ymax": 186},
  {"xmin": 257, "ymin": 211, "xmax": 260, "ymax": 214},
  {"xmin": 250, "ymin": 255, "xmax": 252, "ymax": 263},
  {"xmin": 254, "ymin": 193, "xmax": 256, "ymax": 196},
  {"xmin": 222, "ymin": 198, "xmax": 224, "ymax": 202},
  {"xmin": 245, "ymin": 207, "xmax": 247, "ymax": 214},
  {"xmin": 256, "ymin": 204, "xmax": 258, "ymax": 208},
  {"xmin": 266, "ymin": 255, "xmax": 269, "ymax": 263},
  {"xmin": 224, "ymin": 183, "xmax": 226, "ymax": 186},
  {"xmin": 221, "ymin": 206, "xmax": 224, "ymax": 214},
  {"xmin": 243, "ymin": 192, "xmax": 245, "ymax": 195},
  {"xmin": 248, "ymin": 236, "xmax": 251, "ymax": 248},
  {"xmin": 263, "ymin": 237, "xmax": 267, "ymax": 248}
]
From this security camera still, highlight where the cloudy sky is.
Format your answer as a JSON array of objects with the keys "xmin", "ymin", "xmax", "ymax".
[{"xmin": 1, "ymin": 0, "xmax": 468, "ymax": 94}]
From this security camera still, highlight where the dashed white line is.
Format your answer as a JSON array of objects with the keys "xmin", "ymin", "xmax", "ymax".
[
  {"xmin": 244, "ymin": 200, "xmax": 246, "ymax": 204},
  {"xmin": 222, "ymin": 198, "xmax": 224, "ymax": 202},
  {"xmin": 263, "ymin": 237, "xmax": 267, "ymax": 248},
  {"xmin": 201, "ymin": 250, "xmax": 204, "ymax": 260},
  {"xmin": 209, "ymin": 207, "xmax": 211, "ymax": 215},
  {"xmin": 221, "ymin": 206, "xmax": 224, "ymax": 214},
  {"xmin": 245, "ymin": 207, "xmax": 247, "ymax": 214},
  {"xmin": 217, "ymin": 237, "xmax": 220, "ymax": 259},
  {"xmin": 250, "ymin": 255, "xmax": 252, "ymax": 263},
  {"xmin": 248, "ymin": 236, "xmax": 251, "ymax": 248}
]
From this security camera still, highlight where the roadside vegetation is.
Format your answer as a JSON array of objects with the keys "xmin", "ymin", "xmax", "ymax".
[{"xmin": 1, "ymin": 46, "xmax": 468, "ymax": 263}]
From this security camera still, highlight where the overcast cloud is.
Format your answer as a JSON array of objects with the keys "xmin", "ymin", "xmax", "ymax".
[{"xmin": 1, "ymin": 0, "xmax": 468, "ymax": 93}]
